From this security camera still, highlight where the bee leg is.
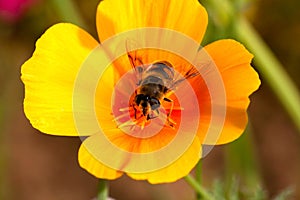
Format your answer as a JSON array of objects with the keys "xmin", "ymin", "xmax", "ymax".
[
  {"xmin": 167, "ymin": 117, "xmax": 176, "ymax": 129},
  {"xmin": 163, "ymin": 97, "xmax": 173, "ymax": 117},
  {"xmin": 133, "ymin": 106, "xmax": 138, "ymax": 119},
  {"xmin": 163, "ymin": 97, "xmax": 176, "ymax": 128},
  {"xmin": 156, "ymin": 109, "xmax": 160, "ymax": 116}
]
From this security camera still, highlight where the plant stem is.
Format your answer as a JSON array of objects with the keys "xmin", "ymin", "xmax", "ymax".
[
  {"xmin": 185, "ymin": 175, "xmax": 214, "ymax": 200},
  {"xmin": 224, "ymin": 126, "xmax": 260, "ymax": 195},
  {"xmin": 97, "ymin": 180, "xmax": 108, "ymax": 200},
  {"xmin": 50, "ymin": 0, "xmax": 87, "ymax": 28},
  {"xmin": 195, "ymin": 161, "xmax": 203, "ymax": 200}
]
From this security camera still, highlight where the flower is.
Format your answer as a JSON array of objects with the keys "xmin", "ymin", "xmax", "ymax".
[{"xmin": 21, "ymin": 0, "xmax": 260, "ymax": 184}]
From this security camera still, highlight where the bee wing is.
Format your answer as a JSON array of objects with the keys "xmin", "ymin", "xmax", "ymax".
[
  {"xmin": 126, "ymin": 39, "xmax": 145, "ymax": 84},
  {"xmin": 168, "ymin": 63, "xmax": 201, "ymax": 90},
  {"xmin": 181, "ymin": 64, "xmax": 200, "ymax": 79}
]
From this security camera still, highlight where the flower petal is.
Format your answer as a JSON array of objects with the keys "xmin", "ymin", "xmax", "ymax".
[
  {"xmin": 127, "ymin": 137, "xmax": 201, "ymax": 184},
  {"xmin": 78, "ymin": 137, "xmax": 123, "ymax": 180},
  {"xmin": 96, "ymin": 0, "xmax": 208, "ymax": 43},
  {"xmin": 21, "ymin": 23, "xmax": 98, "ymax": 136},
  {"xmin": 202, "ymin": 39, "xmax": 260, "ymax": 144},
  {"xmin": 77, "ymin": 123, "xmax": 200, "ymax": 182}
]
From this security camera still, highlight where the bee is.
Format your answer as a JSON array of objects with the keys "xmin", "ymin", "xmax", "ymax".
[
  {"xmin": 133, "ymin": 61, "xmax": 174, "ymax": 120},
  {"xmin": 127, "ymin": 47, "xmax": 200, "ymax": 128}
]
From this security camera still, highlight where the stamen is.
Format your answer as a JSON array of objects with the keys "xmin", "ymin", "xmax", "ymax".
[
  {"xmin": 141, "ymin": 121, "xmax": 145, "ymax": 130},
  {"xmin": 172, "ymin": 106, "xmax": 184, "ymax": 111},
  {"xmin": 117, "ymin": 120, "xmax": 137, "ymax": 129},
  {"xmin": 119, "ymin": 107, "xmax": 130, "ymax": 112},
  {"xmin": 112, "ymin": 112, "xmax": 130, "ymax": 122}
]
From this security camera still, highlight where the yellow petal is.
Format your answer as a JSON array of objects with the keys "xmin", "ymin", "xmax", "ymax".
[
  {"xmin": 78, "ymin": 136, "xmax": 123, "ymax": 180},
  {"xmin": 128, "ymin": 137, "xmax": 201, "ymax": 184},
  {"xmin": 78, "ymin": 122, "xmax": 200, "ymax": 181},
  {"xmin": 202, "ymin": 39, "xmax": 260, "ymax": 144},
  {"xmin": 96, "ymin": 0, "xmax": 208, "ymax": 43},
  {"xmin": 21, "ymin": 23, "xmax": 98, "ymax": 136}
]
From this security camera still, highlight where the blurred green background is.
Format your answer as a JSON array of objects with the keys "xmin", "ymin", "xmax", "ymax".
[{"xmin": 0, "ymin": 0, "xmax": 299, "ymax": 199}]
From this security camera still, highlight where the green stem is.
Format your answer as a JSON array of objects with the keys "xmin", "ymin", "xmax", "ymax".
[
  {"xmin": 195, "ymin": 161, "xmax": 203, "ymax": 200},
  {"xmin": 224, "ymin": 126, "xmax": 260, "ymax": 195},
  {"xmin": 185, "ymin": 175, "xmax": 214, "ymax": 200},
  {"xmin": 233, "ymin": 17, "xmax": 300, "ymax": 132},
  {"xmin": 50, "ymin": 0, "xmax": 87, "ymax": 28},
  {"xmin": 97, "ymin": 180, "xmax": 108, "ymax": 200}
]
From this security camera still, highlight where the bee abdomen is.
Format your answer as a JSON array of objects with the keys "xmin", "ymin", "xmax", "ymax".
[
  {"xmin": 146, "ymin": 62, "xmax": 174, "ymax": 80},
  {"xmin": 141, "ymin": 75, "xmax": 163, "ymax": 85}
]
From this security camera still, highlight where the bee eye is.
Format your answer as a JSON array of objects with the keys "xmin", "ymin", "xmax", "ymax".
[{"xmin": 150, "ymin": 98, "xmax": 160, "ymax": 110}]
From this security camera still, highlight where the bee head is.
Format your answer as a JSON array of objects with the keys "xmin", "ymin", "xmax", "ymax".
[{"xmin": 135, "ymin": 94, "xmax": 161, "ymax": 116}]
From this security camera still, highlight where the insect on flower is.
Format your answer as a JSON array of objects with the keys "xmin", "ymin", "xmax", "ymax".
[
  {"xmin": 21, "ymin": 0, "xmax": 261, "ymax": 184},
  {"xmin": 121, "ymin": 41, "xmax": 201, "ymax": 129}
]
